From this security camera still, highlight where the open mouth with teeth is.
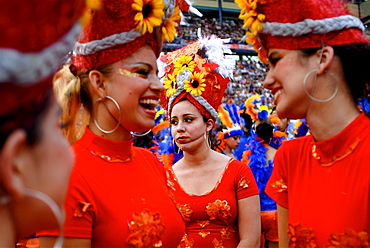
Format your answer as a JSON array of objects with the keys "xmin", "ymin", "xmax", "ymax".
[{"xmin": 139, "ymin": 99, "xmax": 158, "ymax": 111}]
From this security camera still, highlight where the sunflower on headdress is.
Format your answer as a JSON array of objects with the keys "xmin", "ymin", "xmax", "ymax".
[
  {"xmin": 163, "ymin": 73, "xmax": 177, "ymax": 96},
  {"xmin": 132, "ymin": 0, "xmax": 165, "ymax": 34},
  {"xmin": 173, "ymin": 55, "xmax": 196, "ymax": 75},
  {"xmin": 162, "ymin": 6, "xmax": 181, "ymax": 42},
  {"xmin": 184, "ymin": 72, "xmax": 206, "ymax": 96},
  {"xmin": 80, "ymin": 0, "xmax": 102, "ymax": 26}
]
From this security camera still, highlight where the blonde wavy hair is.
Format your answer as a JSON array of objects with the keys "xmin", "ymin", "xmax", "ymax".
[{"xmin": 53, "ymin": 65, "xmax": 90, "ymax": 144}]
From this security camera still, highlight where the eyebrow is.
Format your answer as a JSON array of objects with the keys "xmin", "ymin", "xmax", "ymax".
[
  {"xmin": 171, "ymin": 113, "xmax": 197, "ymax": 118},
  {"xmin": 122, "ymin": 62, "xmax": 154, "ymax": 70},
  {"xmin": 267, "ymin": 51, "xmax": 279, "ymax": 62},
  {"xmin": 268, "ymin": 50, "xmax": 289, "ymax": 61}
]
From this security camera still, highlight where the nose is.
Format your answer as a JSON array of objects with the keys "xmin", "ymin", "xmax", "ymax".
[
  {"xmin": 263, "ymin": 69, "xmax": 275, "ymax": 90},
  {"xmin": 176, "ymin": 121, "xmax": 185, "ymax": 133},
  {"xmin": 150, "ymin": 75, "xmax": 164, "ymax": 93}
]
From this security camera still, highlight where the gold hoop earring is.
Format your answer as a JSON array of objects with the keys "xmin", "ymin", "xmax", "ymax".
[
  {"xmin": 94, "ymin": 96, "xmax": 121, "ymax": 134},
  {"xmin": 131, "ymin": 130, "xmax": 152, "ymax": 137},
  {"xmin": 303, "ymin": 69, "xmax": 339, "ymax": 103}
]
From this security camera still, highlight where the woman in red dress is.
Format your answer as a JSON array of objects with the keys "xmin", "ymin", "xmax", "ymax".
[
  {"xmin": 160, "ymin": 36, "xmax": 261, "ymax": 247},
  {"xmin": 235, "ymin": 0, "xmax": 370, "ymax": 246},
  {"xmin": 37, "ymin": 1, "xmax": 192, "ymax": 247}
]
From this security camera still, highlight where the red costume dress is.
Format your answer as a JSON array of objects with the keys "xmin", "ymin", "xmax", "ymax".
[
  {"xmin": 265, "ymin": 113, "xmax": 370, "ymax": 247},
  {"xmin": 167, "ymin": 159, "xmax": 259, "ymax": 247},
  {"xmin": 39, "ymin": 128, "xmax": 185, "ymax": 247}
]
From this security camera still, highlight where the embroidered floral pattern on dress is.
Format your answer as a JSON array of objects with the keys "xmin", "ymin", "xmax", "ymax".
[
  {"xmin": 181, "ymin": 233, "xmax": 195, "ymax": 248},
  {"xmin": 212, "ymin": 238, "xmax": 224, "ymax": 248},
  {"xmin": 238, "ymin": 177, "xmax": 250, "ymax": 188},
  {"xmin": 198, "ymin": 220, "xmax": 210, "ymax": 228},
  {"xmin": 176, "ymin": 203, "xmax": 193, "ymax": 221},
  {"xmin": 166, "ymin": 171, "xmax": 176, "ymax": 191},
  {"xmin": 220, "ymin": 226, "xmax": 236, "ymax": 240},
  {"xmin": 16, "ymin": 238, "xmax": 40, "ymax": 248},
  {"xmin": 327, "ymin": 229, "xmax": 370, "ymax": 248},
  {"xmin": 73, "ymin": 201, "xmax": 93, "ymax": 217},
  {"xmin": 205, "ymin": 200, "xmax": 232, "ymax": 221},
  {"xmin": 199, "ymin": 230, "xmax": 211, "ymax": 238},
  {"xmin": 126, "ymin": 209, "xmax": 165, "ymax": 248},
  {"xmin": 289, "ymin": 223, "xmax": 370, "ymax": 248},
  {"xmin": 288, "ymin": 223, "xmax": 318, "ymax": 248},
  {"xmin": 271, "ymin": 178, "xmax": 288, "ymax": 192}
]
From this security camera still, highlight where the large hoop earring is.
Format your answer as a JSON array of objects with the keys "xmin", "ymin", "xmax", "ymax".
[
  {"xmin": 94, "ymin": 96, "xmax": 121, "ymax": 134},
  {"xmin": 131, "ymin": 130, "xmax": 152, "ymax": 137},
  {"xmin": 303, "ymin": 69, "xmax": 339, "ymax": 103}
]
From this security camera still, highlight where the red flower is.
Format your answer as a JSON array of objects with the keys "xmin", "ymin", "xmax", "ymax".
[
  {"xmin": 205, "ymin": 200, "xmax": 232, "ymax": 221},
  {"xmin": 126, "ymin": 209, "xmax": 165, "ymax": 248}
]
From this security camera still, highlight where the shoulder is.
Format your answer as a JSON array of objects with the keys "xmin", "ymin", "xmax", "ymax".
[
  {"xmin": 132, "ymin": 146, "xmax": 164, "ymax": 168},
  {"xmin": 228, "ymin": 159, "xmax": 253, "ymax": 174}
]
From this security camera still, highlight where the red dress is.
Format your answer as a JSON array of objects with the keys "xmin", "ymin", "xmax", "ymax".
[
  {"xmin": 265, "ymin": 113, "xmax": 370, "ymax": 247},
  {"xmin": 167, "ymin": 159, "xmax": 259, "ymax": 247},
  {"xmin": 39, "ymin": 128, "xmax": 185, "ymax": 247}
]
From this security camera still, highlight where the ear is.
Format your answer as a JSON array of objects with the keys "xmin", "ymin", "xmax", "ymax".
[
  {"xmin": 317, "ymin": 46, "xmax": 335, "ymax": 76},
  {"xmin": 206, "ymin": 119, "xmax": 214, "ymax": 132},
  {"xmin": 89, "ymin": 70, "xmax": 106, "ymax": 99},
  {"xmin": 0, "ymin": 129, "xmax": 27, "ymax": 200}
]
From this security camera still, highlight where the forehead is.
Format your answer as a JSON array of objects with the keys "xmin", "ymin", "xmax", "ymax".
[
  {"xmin": 119, "ymin": 45, "xmax": 157, "ymax": 65},
  {"xmin": 171, "ymin": 100, "xmax": 201, "ymax": 116}
]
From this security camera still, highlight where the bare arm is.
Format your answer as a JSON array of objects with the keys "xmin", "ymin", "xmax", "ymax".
[
  {"xmin": 38, "ymin": 236, "xmax": 91, "ymax": 248},
  {"xmin": 237, "ymin": 195, "xmax": 261, "ymax": 248},
  {"xmin": 277, "ymin": 204, "xmax": 289, "ymax": 248}
]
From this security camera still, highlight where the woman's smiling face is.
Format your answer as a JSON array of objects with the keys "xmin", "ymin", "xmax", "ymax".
[
  {"xmin": 103, "ymin": 45, "xmax": 164, "ymax": 133},
  {"xmin": 263, "ymin": 49, "xmax": 315, "ymax": 119}
]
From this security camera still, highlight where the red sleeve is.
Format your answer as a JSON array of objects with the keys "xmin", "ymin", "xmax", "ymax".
[
  {"xmin": 265, "ymin": 143, "xmax": 289, "ymax": 209},
  {"xmin": 233, "ymin": 160, "xmax": 260, "ymax": 200}
]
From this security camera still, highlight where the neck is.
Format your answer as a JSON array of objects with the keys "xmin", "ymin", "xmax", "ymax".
[
  {"xmin": 89, "ymin": 120, "xmax": 132, "ymax": 141},
  {"xmin": 306, "ymin": 93, "xmax": 360, "ymax": 141},
  {"xmin": 223, "ymin": 146, "xmax": 233, "ymax": 155},
  {"xmin": 181, "ymin": 144, "xmax": 214, "ymax": 166},
  {"xmin": 0, "ymin": 204, "xmax": 16, "ymax": 246}
]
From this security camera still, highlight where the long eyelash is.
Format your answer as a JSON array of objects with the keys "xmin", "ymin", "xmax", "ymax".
[
  {"xmin": 59, "ymin": 121, "xmax": 70, "ymax": 129},
  {"xmin": 269, "ymin": 57, "xmax": 280, "ymax": 65},
  {"xmin": 137, "ymin": 69, "xmax": 149, "ymax": 76}
]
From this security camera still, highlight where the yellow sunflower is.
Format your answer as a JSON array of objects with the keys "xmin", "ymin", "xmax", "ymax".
[
  {"xmin": 162, "ymin": 6, "xmax": 181, "ymax": 42},
  {"xmin": 80, "ymin": 0, "xmax": 102, "ymax": 27},
  {"xmin": 239, "ymin": 10, "xmax": 265, "ymax": 35},
  {"xmin": 184, "ymin": 72, "xmax": 206, "ymax": 96},
  {"xmin": 235, "ymin": 0, "xmax": 257, "ymax": 14},
  {"xmin": 173, "ymin": 55, "xmax": 196, "ymax": 74},
  {"xmin": 163, "ymin": 73, "xmax": 177, "ymax": 96},
  {"xmin": 132, "ymin": 0, "xmax": 165, "ymax": 35}
]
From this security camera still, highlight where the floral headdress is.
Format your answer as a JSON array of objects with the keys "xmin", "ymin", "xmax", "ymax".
[
  {"xmin": 235, "ymin": 0, "xmax": 368, "ymax": 63},
  {"xmin": 218, "ymin": 103, "xmax": 244, "ymax": 139},
  {"xmin": 159, "ymin": 34, "xmax": 235, "ymax": 120},
  {"xmin": 0, "ymin": 0, "xmax": 89, "ymax": 116},
  {"xmin": 73, "ymin": 0, "xmax": 196, "ymax": 69}
]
